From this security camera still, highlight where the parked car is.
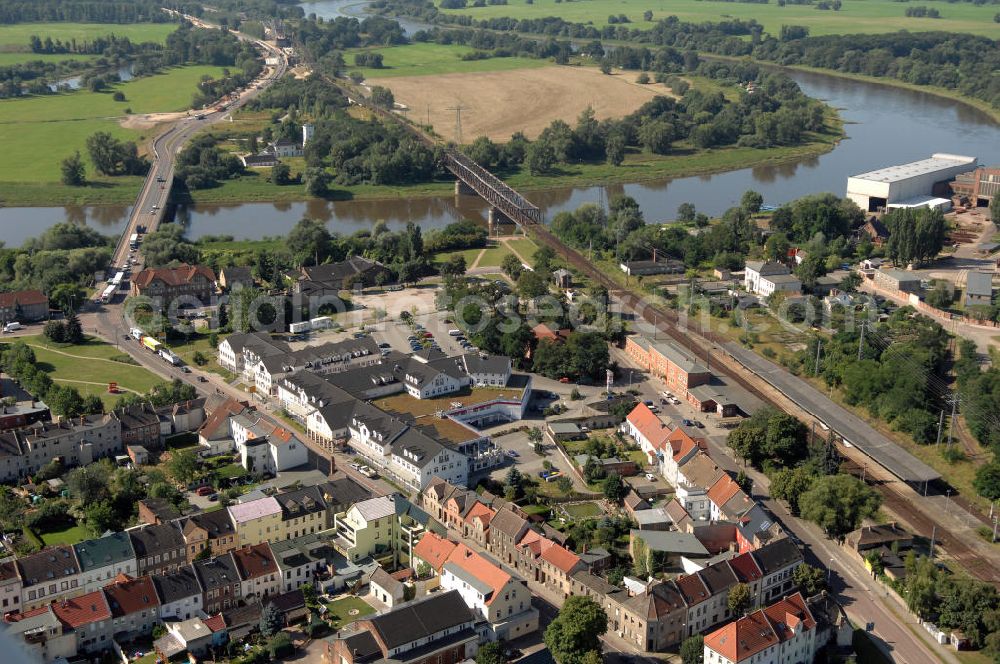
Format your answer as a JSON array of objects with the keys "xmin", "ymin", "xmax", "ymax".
[
  {"xmin": 645, "ymin": 473, "xmax": 657, "ymax": 482},
  {"xmin": 180, "ymin": 366, "xmax": 191, "ymax": 373},
  {"xmin": 207, "ymin": 493, "xmax": 219, "ymax": 502},
  {"xmin": 195, "ymin": 486, "xmax": 214, "ymax": 496},
  {"xmin": 681, "ymin": 419, "xmax": 695, "ymax": 427},
  {"xmin": 559, "ymin": 377, "xmax": 571, "ymax": 383},
  {"xmin": 505, "ymin": 450, "xmax": 519, "ymax": 458}
]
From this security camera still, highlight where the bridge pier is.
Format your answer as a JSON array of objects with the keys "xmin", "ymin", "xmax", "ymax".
[
  {"xmin": 488, "ymin": 206, "xmax": 512, "ymax": 234},
  {"xmin": 455, "ymin": 180, "xmax": 475, "ymax": 196}
]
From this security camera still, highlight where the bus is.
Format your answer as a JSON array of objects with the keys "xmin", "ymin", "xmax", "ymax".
[
  {"xmin": 110, "ymin": 271, "xmax": 125, "ymax": 287},
  {"xmin": 100, "ymin": 284, "xmax": 117, "ymax": 304},
  {"xmin": 129, "ymin": 233, "xmax": 139, "ymax": 249}
]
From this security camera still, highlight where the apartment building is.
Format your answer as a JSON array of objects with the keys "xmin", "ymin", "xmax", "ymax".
[
  {"xmin": 73, "ymin": 533, "xmax": 137, "ymax": 594},
  {"xmin": 129, "ymin": 523, "xmax": 188, "ymax": 577},
  {"xmin": 703, "ymin": 593, "xmax": 818, "ymax": 664},
  {"xmin": 103, "ymin": 574, "xmax": 160, "ymax": 641},
  {"xmin": 229, "ymin": 496, "xmax": 283, "ymax": 546},
  {"xmin": 192, "ymin": 553, "xmax": 242, "ymax": 615},
  {"xmin": 181, "ymin": 509, "xmax": 238, "ymax": 562},
  {"xmin": 0, "ymin": 414, "xmax": 122, "ymax": 482},
  {"xmin": 152, "ymin": 566, "xmax": 203, "ymax": 621},
  {"xmin": 18, "ymin": 545, "xmax": 83, "ymax": 611},
  {"xmin": 130, "ymin": 264, "xmax": 216, "ymax": 307},
  {"xmin": 232, "ymin": 543, "xmax": 281, "ymax": 602}
]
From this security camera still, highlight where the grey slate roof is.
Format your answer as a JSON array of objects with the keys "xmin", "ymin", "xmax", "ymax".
[
  {"xmin": 129, "ymin": 522, "xmax": 186, "ymax": 557},
  {"xmin": 318, "ymin": 476, "xmax": 374, "ymax": 512},
  {"xmin": 18, "ymin": 545, "xmax": 80, "ymax": 587},
  {"xmin": 193, "ymin": 552, "xmax": 240, "ymax": 592},
  {"xmin": 152, "ymin": 566, "xmax": 202, "ymax": 605},
  {"xmin": 752, "ymin": 537, "xmax": 803, "ymax": 575},
  {"xmin": 365, "ymin": 590, "xmax": 474, "ymax": 650}
]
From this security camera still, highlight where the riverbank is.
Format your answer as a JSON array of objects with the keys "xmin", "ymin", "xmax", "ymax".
[{"xmin": 703, "ymin": 54, "xmax": 1000, "ymax": 126}]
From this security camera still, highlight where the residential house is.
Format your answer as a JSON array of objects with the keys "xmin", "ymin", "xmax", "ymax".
[
  {"xmin": 233, "ymin": 543, "xmax": 281, "ymax": 603},
  {"xmin": 269, "ymin": 529, "xmax": 343, "ymax": 593},
  {"xmin": 0, "ymin": 414, "xmax": 123, "ymax": 483},
  {"xmin": 152, "ymin": 566, "xmax": 203, "ymax": 621},
  {"xmin": 193, "ymin": 553, "xmax": 242, "ymax": 615},
  {"xmin": 244, "ymin": 336, "xmax": 381, "ymax": 397},
  {"xmin": 553, "ymin": 268, "xmax": 573, "ymax": 289},
  {"xmin": 485, "ymin": 506, "xmax": 530, "ymax": 569},
  {"xmin": 273, "ymin": 485, "xmax": 331, "ymax": 541},
  {"xmin": 607, "ymin": 580, "xmax": 688, "ymax": 651},
  {"xmin": 130, "ymin": 264, "xmax": 216, "ymax": 306},
  {"xmin": 268, "ymin": 588, "xmax": 310, "ymax": 626},
  {"xmin": 0, "ymin": 560, "xmax": 22, "ymax": 614},
  {"xmin": 368, "ymin": 567, "xmax": 406, "ymax": 608},
  {"xmin": 317, "ymin": 476, "xmax": 374, "ymax": 514},
  {"xmin": 964, "ymin": 271, "xmax": 994, "ymax": 307},
  {"xmin": 623, "ymin": 403, "xmax": 671, "ymax": 468},
  {"xmin": 289, "ymin": 257, "xmax": 391, "ymax": 295},
  {"xmin": 662, "ymin": 426, "xmax": 708, "ymax": 486},
  {"xmin": 181, "ymin": 509, "xmax": 238, "ymax": 562},
  {"xmin": 114, "ymin": 403, "xmax": 162, "ymax": 449},
  {"xmin": 440, "ymin": 542, "xmax": 538, "ymax": 641},
  {"xmin": 857, "ymin": 217, "xmax": 889, "ymax": 246},
  {"xmin": 5, "ymin": 603, "xmax": 76, "ymax": 662},
  {"xmin": 73, "ymin": 532, "xmax": 137, "ymax": 594},
  {"xmin": 703, "ymin": 592, "xmax": 818, "ymax": 664},
  {"xmin": 321, "ymin": 590, "xmax": 478, "ymax": 664},
  {"xmin": 752, "ymin": 538, "xmax": 803, "ymax": 604},
  {"xmin": 0, "ymin": 290, "xmax": 48, "ymax": 324},
  {"xmin": 333, "ymin": 495, "xmax": 400, "ymax": 563},
  {"xmin": 218, "ymin": 266, "xmax": 255, "ymax": 291},
  {"xmin": 18, "ymin": 546, "xmax": 83, "ymax": 611},
  {"xmin": 197, "ymin": 397, "xmax": 249, "ymax": 454},
  {"xmin": 630, "ymin": 531, "xmax": 710, "ymax": 576},
  {"xmin": 155, "ymin": 616, "xmax": 214, "ymax": 659},
  {"xmin": 744, "ymin": 261, "xmax": 801, "ymax": 298},
  {"xmin": 412, "ymin": 531, "xmax": 458, "ymax": 575},
  {"xmin": 516, "ymin": 530, "xmax": 583, "ymax": 598},
  {"xmin": 50, "ymin": 589, "xmax": 113, "ymax": 654},
  {"xmin": 675, "ymin": 452, "xmax": 726, "ymax": 522},
  {"xmin": 230, "ymin": 409, "xmax": 308, "ymax": 474},
  {"xmin": 217, "ymin": 332, "xmax": 286, "ymax": 375},
  {"xmin": 229, "ymin": 496, "xmax": 283, "ymax": 546},
  {"xmin": 845, "ymin": 523, "xmax": 913, "ymax": 553},
  {"xmin": 103, "ymin": 574, "xmax": 160, "ymax": 641},
  {"xmin": 129, "ymin": 522, "xmax": 188, "ymax": 577}
]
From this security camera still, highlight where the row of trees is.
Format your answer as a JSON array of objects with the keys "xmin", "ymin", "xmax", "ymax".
[{"xmin": 0, "ymin": 222, "xmax": 113, "ymax": 293}]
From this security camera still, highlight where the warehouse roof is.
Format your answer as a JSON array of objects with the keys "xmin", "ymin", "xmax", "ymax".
[{"xmin": 850, "ymin": 153, "xmax": 976, "ymax": 183}]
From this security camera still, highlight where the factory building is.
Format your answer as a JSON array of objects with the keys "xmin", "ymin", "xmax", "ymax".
[
  {"xmin": 846, "ymin": 153, "xmax": 977, "ymax": 213},
  {"xmin": 950, "ymin": 166, "xmax": 1000, "ymax": 207}
]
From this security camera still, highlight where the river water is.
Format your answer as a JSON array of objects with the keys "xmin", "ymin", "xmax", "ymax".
[{"xmin": 1, "ymin": 4, "xmax": 998, "ymax": 246}]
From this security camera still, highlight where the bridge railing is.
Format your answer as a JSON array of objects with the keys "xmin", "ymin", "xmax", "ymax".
[{"xmin": 445, "ymin": 150, "xmax": 543, "ymax": 225}]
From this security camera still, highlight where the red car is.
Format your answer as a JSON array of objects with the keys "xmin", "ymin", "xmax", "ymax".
[
  {"xmin": 195, "ymin": 485, "xmax": 214, "ymax": 496},
  {"xmin": 559, "ymin": 377, "xmax": 570, "ymax": 383}
]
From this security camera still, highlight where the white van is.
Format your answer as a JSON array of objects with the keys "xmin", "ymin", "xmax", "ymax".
[
  {"xmin": 3, "ymin": 322, "xmax": 22, "ymax": 333},
  {"xmin": 448, "ymin": 329, "xmax": 462, "ymax": 337}
]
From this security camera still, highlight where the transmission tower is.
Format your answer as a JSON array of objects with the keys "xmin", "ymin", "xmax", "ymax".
[{"xmin": 446, "ymin": 104, "xmax": 467, "ymax": 145}]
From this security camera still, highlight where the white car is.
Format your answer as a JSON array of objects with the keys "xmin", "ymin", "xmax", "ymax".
[{"xmin": 645, "ymin": 473, "xmax": 657, "ymax": 482}]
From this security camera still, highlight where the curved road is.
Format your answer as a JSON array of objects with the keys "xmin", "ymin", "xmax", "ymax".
[{"xmin": 110, "ymin": 14, "xmax": 288, "ymax": 271}]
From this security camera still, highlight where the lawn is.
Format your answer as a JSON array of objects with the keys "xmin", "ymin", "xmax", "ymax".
[
  {"xmin": 0, "ymin": 52, "xmax": 97, "ymax": 65},
  {"xmin": 437, "ymin": 0, "xmax": 1000, "ymax": 37},
  {"xmin": 434, "ymin": 246, "xmax": 486, "ymax": 267},
  {"xmin": 0, "ymin": 64, "xmax": 231, "ymax": 189},
  {"xmin": 561, "ymin": 502, "xmax": 604, "ymax": 519},
  {"xmin": 324, "ymin": 596, "xmax": 375, "ymax": 629},
  {"xmin": 0, "ymin": 22, "xmax": 178, "ymax": 50},
  {"xmin": 346, "ymin": 42, "xmax": 548, "ymax": 79},
  {"xmin": 505, "ymin": 237, "xmax": 539, "ymax": 262},
  {"xmin": 38, "ymin": 522, "xmax": 91, "ymax": 547},
  {"xmin": 215, "ymin": 463, "xmax": 248, "ymax": 481},
  {"xmin": 16, "ymin": 334, "xmax": 162, "ymax": 408}
]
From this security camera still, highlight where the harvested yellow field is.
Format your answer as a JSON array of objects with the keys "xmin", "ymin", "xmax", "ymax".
[{"xmin": 380, "ymin": 66, "xmax": 665, "ymax": 142}]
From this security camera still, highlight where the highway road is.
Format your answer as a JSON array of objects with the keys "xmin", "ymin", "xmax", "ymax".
[{"xmin": 109, "ymin": 14, "xmax": 289, "ymax": 273}]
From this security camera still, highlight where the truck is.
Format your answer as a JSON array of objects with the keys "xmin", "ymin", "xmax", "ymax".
[
  {"xmin": 130, "ymin": 328, "xmax": 143, "ymax": 340},
  {"xmin": 289, "ymin": 321, "xmax": 312, "ymax": 334},
  {"xmin": 159, "ymin": 349, "xmax": 181, "ymax": 366},
  {"xmin": 100, "ymin": 284, "xmax": 117, "ymax": 304},
  {"xmin": 3, "ymin": 322, "xmax": 22, "ymax": 333},
  {"xmin": 129, "ymin": 233, "xmax": 139, "ymax": 249},
  {"xmin": 141, "ymin": 336, "xmax": 162, "ymax": 353}
]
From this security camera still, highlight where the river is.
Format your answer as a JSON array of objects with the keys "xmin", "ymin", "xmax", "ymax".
[{"xmin": 1, "ymin": 5, "xmax": 998, "ymax": 246}]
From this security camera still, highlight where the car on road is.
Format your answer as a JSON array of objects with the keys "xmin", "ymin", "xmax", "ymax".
[
  {"xmin": 378, "ymin": 342, "xmax": 391, "ymax": 349},
  {"xmin": 559, "ymin": 377, "xmax": 571, "ymax": 383},
  {"xmin": 197, "ymin": 376, "xmax": 208, "ymax": 382},
  {"xmin": 180, "ymin": 366, "xmax": 191, "ymax": 373},
  {"xmin": 505, "ymin": 450, "xmax": 519, "ymax": 458},
  {"xmin": 681, "ymin": 419, "xmax": 695, "ymax": 427},
  {"xmin": 692, "ymin": 420, "xmax": 704, "ymax": 428},
  {"xmin": 645, "ymin": 473, "xmax": 657, "ymax": 482}
]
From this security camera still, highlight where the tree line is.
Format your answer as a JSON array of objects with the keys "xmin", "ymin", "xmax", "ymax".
[
  {"xmin": 0, "ymin": 222, "xmax": 114, "ymax": 294},
  {"xmin": 0, "ymin": 0, "xmax": 173, "ymax": 25},
  {"xmin": 378, "ymin": 0, "xmax": 1000, "ymax": 109}
]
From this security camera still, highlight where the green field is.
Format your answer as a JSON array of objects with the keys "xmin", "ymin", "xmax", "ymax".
[
  {"xmin": 38, "ymin": 522, "xmax": 91, "ymax": 547},
  {"xmin": 0, "ymin": 22, "xmax": 177, "ymax": 50},
  {"xmin": 436, "ymin": 0, "xmax": 1000, "ymax": 37},
  {"xmin": 0, "ymin": 52, "xmax": 97, "ymax": 65},
  {"xmin": 347, "ymin": 42, "xmax": 548, "ymax": 79},
  {"xmin": 19, "ymin": 334, "xmax": 162, "ymax": 408},
  {"xmin": 0, "ymin": 65, "xmax": 230, "ymax": 197},
  {"xmin": 325, "ymin": 596, "xmax": 375, "ymax": 629}
]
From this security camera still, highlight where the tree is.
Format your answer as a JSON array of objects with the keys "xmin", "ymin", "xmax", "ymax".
[
  {"xmin": 677, "ymin": 202, "xmax": 697, "ymax": 223},
  {"xmin": 973, "ymin": 462, "xmax": 1000, "ymax": 501},
  {"xmin": 84, "ymin": 501, "xmax": 117, "ymax": 535},
  {"xmin": 440, "ymin": 254, "xmax": 467, "ymax": 277},
  {"xmin": 556, "ymin": 476, "xmax": 573, "ymax": 495},
  {"xmin": 48, "ymin": 385, "xmax": 85, "ymax": 419},
  {"xmin": 544, "ymin": 595, "xmax": 608, "ymax": 664},
  {"xmin": 638, "ymin": 119, "xmax": 673, "ymax": 155},
  {"xmin": 518, "ymin": 270, "xmax": 548, "ymax": 299},
  {"xmin": 884, "ymin": 207, "xmax": 947, "ymax": 266},
  {"xmin": 603, "ymin": 472, "xmax": 626, "ymax": 503},
  {"xmin": 166, "ymin": 449, "xmax": 199, "ymax": 486},
  {"xmin": 501, "ymin": 253, "xmax": 523, "ymax": 280},
  {"xmin": 740, "ymin": 190, "xmax": 764, "ymax": 214},
  {"xmin": 991, "ymin": 198, "xmax": 1000, "ymax": 226},
  {"xmin": 728, "ymin": 582, "xmax": 752, "ymax": 615},
  {"xmin": 304, "ymin": 167, "xmax": 332, "ymax": 197},
  {"xmin": 63, "ymin": 312, "xmax": 83, "ymax": 344},
  {"xmin": 680, "ymin": 635, "xmax": 704, "ymax": 664},
  {"xmin": 259, "ymin": 601, "xmax": 284, "ymax": 638},
  {"xmin": 271, "ymin": 162, "xmax": 292, "ymax": 185},
  {"xmin": 798, "ymin": 474, "xmax": 882, "ymax": 536},
  {"xmin": 770, "ymin": 466, "xmax": 817, "ymax": 514},
  {"xmin": 527, "ymin": 139, "xmax": 557, "ymax": 175},
  {"xmin": 793, "ymin": 563, "xmax": 827, "ymax": 595},
  {"xmin": 287, "ymin": 218, "xmax": 332, "ymax": 265},
  {"xmin": 50, "ymin": 283, "xmax": 84, "ymax": 314},
  {"xmin": 370, "ymin": 86, "xmax": 395, "ymax": 109},
  {"xmin": 60, "ymin": 151, "xmax": 86, "ymax": 186},
  {"xmin": 925, "ymin": 280, "xmax": 953, "ymax": 309},
  {"xmin": 475, "ymin": 641, "xmax": 508, "ymax": 664},
  {"xmin": 643, "ymin": 9, "xmax": 654, "ymax": 20},
  {"xmin": 605, "ymin": 133, "xmax": 625, "ymax": 166}
]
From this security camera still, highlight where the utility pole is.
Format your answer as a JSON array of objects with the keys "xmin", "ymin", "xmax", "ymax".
[
  {"xmin": 929, "ymin": 525, "xmax": 937, "ymax": 559},
  {"xmin": 993, "ymin": 516, "xmax": 998, "ymax": 544},
  {"xmin": 814, "ymin": 339, "xmax": 822, "ymax": 376},
  {"xmin": 857, "ymin": 321, "xmax": 865, "ymax": 361},
  {"xmin": 948, "ymin": 396, "xmax": 957, "ymax": 446},
  {"xmin": 936, "ymin": 409, "xmax": 944, "ymax": 446}
]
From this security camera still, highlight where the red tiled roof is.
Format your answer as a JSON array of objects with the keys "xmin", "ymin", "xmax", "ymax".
[
  {"xmin": 704, "ymin": 609, "xmax": 778, "ymax": 662},
  {"xmin": 199, "ymin": 398, "xmax": 249, "ymax": 439},
  {"xmin": 539, "ymin": 542, "xmax": 581, "ymax": 574},
  {"xmin": 463, "ymin": 501, "xmax": 495, "ymax": 528},
  {"xmin": 232, "ymin": 543, "xmax": 277, "ymax": 580},
  {"xmin": 0, "ymin": 290, "xmax": 47, "ymax": 308},
  {"xmin": 762, "ymin": 592, "xmax": 816, "ymax": 640},
  {"xmin": 707, "ymin": 475, "xmax": 742, "ymax": 509},
  {"xmin": 103, "ymin": 575, "xmax": 158, "ymax": 617},
  {"xmin": 728, "ymin": 552, "xmax": 763, "ymax": 583},
  {"xmin": 203, "ymin": 613, "xmax": 226, "ymax": 633},
  {"xmin": 667, "ymin": 427, "xmax": 708, "ymax": 460},
  {"xmin": 133, "ymin": 264, "xmax": 216, "ymax": 289},
  {"xmin": 413, "ymin": 532, "xmax": 458, "ymax": 572},
  {"xmin": 626, "ymin": 403, "xmax": 670, "ymax": 450},
  {"xmin": 675, "ymin": 573, "xmax": 711, "ymax": 606},
  {"xmin": 445, "ymin": 544, "xmax": 512, "ymax": 606},
  {"xmin": 51, "ymin": 590, "xmax": 112, "ymax": 629}
]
